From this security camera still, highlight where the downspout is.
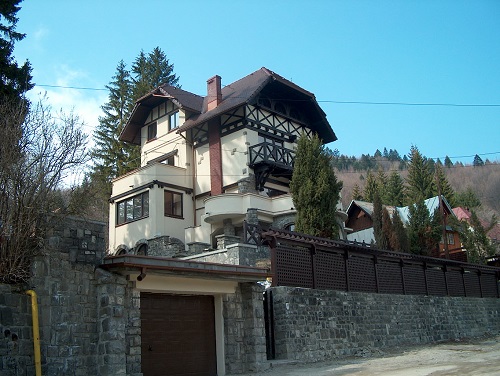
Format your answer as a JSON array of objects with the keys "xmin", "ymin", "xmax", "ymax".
[{"xmin": 26, "ymin": 290, "xmax": 42, "ymax": 376}]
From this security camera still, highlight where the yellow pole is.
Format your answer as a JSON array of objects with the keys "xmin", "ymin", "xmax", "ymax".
[{"xmin": 26, "ymin": 290, "xmax": 42, "ymax": 376}]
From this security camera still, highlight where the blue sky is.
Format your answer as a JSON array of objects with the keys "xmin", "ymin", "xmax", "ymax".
[{"xmin": 14, "ymin": 0, "xmax": 500, "ymax": 164}]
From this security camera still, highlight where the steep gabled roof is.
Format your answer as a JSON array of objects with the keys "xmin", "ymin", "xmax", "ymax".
[
  {"xmin": 120, "ymin": 86, "xmax": 204, "ymax": 144},
  {"xmin": 397, "ymin": 195, "xmax": 454, "ymax": 225},
  {"xmin": 120, "ymin": 67, "xmax": 337, "ymax": 145},
  {"xmin": 177, "ymin": 67, "xmax": 336, "ymax": 143}
]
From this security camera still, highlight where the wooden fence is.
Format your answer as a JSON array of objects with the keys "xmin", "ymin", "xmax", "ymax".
[{"xmin": 257, "ymin": 228, "xmax": 500, "ymax": 298}]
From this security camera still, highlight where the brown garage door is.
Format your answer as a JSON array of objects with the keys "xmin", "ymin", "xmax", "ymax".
[{"xmin": 141, "ymin": 293, "xmax": 217, "ymax": 376}]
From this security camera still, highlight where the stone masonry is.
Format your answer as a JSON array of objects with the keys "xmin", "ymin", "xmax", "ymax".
[
  {"xmin": 271, "ymin": 286, "xmax": 500, "ymax": 362},
  {"xmin": 0, "ymin": 217, "xmax": 141, "ymax": 376}
]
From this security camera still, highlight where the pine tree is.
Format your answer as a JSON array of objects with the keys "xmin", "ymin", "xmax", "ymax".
[
  {"xmin": 382, "ymin": 207, "xmax": 394, "ymax": 251},
  {"xmin": 455, "ymin": 187, "xmax": 481, "ymax": 209},
  {"xmin": 407, "ymin": 202, "xmax": 442, "ymax": 255},
  {"xmin": 91, "ymin": 60, "xmax": 138, "ymax": 191},
  {"xmin": 444, "ymin": 156, "xmax": 453, "ymax": 168},
  {"xmin": 363, "ymin": 171, "xmax": 378, "ymax": 202},
  {"xmin": 376, "ymin": 168, "xmax": 388, "ymax": 202},
  {"xmin": 453, "ymin": 211, "xmax": 496, "ymax": 264},
  {"xmin": 0, "ymin": 0, "xmax": 33, "ymax": 109},
  {"xmin": 405, "ymin": 145, "xmax": 435, "ymax": 204},
  {"xmin": 473, "ymin": 154, "xmax": 484, "ymax": 167},
  {"xmin": 385, "ymin": 171, "xmax": 404, "ymax": 206},
  {"xmin": 391, "ymin": 210, "xmax": 409, "ymax": 252},
  {"xmin": 372, "ymin": 192, "xmax": 386, "ymax": 249},
  {"xmin": 433, "ymin": 164, "xmax": 456, "ymax": 207},
  {"xmin": 290, "ymin": 134, "xmax": 343, "ymax": 239},
  {"xmin": 374, "ymin": 149, "xmax": 382, "ymax": 158},
  {"xmin": 351, "ymin": 183, "xmax": 363, "ymax": 200},
  {"xmin": 132, "ymin": 47, "xmax": 180, "ymax": 100}
]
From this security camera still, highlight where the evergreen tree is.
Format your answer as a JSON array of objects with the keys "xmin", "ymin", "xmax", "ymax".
[
  {"xmin": 376, "ymin": 168, "xmax": 388, "ymax": 203},
  {"xmin": 290, "ymin": 134, "xmax": 343, "ymax": 239},
  {"xmin": 473, "ymin": 154, "xmax": 484, "ymax": 167},
  {"xmin": 351, "ymin": 183, "xmax": 363, "ymax": 200},
  {"xmin": 405, "ymin": 145, "xmax": 435, "ymax": 204},
  {"xmin": 363, "ymin": 171, "xmax": 378, "ymax": 202},
  {"xmin": 132, "ymin": 47, "xmax": 180, "ymax": 99},
  {"xmin": 453, "ymin": 211, "xmax": 496, "ymax": 264},
  {"xmin": 444, "ymin": 156, "xmax": 453, "ymax": 168},
  {"xmin": 372, "ymin": 192, "xmax": 386, "ymax": 249},
  {"xmin": 391, "ymin": 210, "xmax": 409, "ymax": 252},
  {"xmin": 383, "ymin": 147, "xmax": 389, "ymax": 158},
  {"xmin": 455, "ymin": 187, "xmax": 481, "ymax": 209},
  {"xmin": 385, "ymin": 171, "xmax": 405, "ymax": 206},
  {"xmin": 90, "ymin": 48, "xmax": 181, "ymax": 220},
  {"xmin": 374, "ymin": 149, "xmax": 382, "ymax": 158},
  {"xmin": 91, "ymin": 60, "xmax": 138, "ymax": 192},
  {"xmin": 382, "ymin": 207, "xmax": 394, "ymax": 251},
  {"xmin": 0, "ymin": 0, "xmax": 33, "ymax": 109},
  {"xmin": 407, "ymin": 202, "xmax": 442, "ymax": 255},
  {"xmin": 433, "ymin": 164, "xmax": 456, "ymax": 207}
]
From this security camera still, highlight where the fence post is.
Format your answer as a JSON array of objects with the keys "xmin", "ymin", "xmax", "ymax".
[
  {"xmin": 443, "ymin": 265, "xmax": 449, "ymax": 296},
  {"xmin": 373, "ymin": 255, "xmax": 379, "ymax": 293},
  {"xmin": 344, "ymin": 249, "xmax": 350, "ymax": 292},
  {"xmin": 400, "ymin": 259, "xmax": 407, "ymax": 295},
  {"xmin": 423, "ymin": 262, "xmax": 429, "ymax": 295},
  {"xmin": 310, "ymin": 243, "xmax": 317, "ymax": 289}
]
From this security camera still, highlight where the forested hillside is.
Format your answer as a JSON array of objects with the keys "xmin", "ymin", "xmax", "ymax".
[{"xmin": 333, "ymin": 148, "xmax": 500, "ymax": 219}]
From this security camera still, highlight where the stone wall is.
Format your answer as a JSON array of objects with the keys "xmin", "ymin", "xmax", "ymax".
[
  {"xmin": 0, "ymin": 217, "xmax": 141, "ymax": 376},
  {"xmin": 271, "ymin": 286, "xmax": 500, "ymax": 362},
  {"xmin": 183, "ymin": 243, "xmax": 270, "ymax": 268},
  {"xmin": 224, "ymin": 283, "xmax": 268, "ymax": 374}
]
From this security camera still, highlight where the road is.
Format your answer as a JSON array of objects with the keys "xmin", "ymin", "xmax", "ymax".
[{"xmin": 239, "ymin": 335, "xmax": 500, "ymax": 376}]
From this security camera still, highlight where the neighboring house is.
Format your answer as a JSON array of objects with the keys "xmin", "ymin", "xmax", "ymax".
[
  {"xmin": 345, "ymin": 196, "xmax": 464, "ymax": 260},
  {"xmin": 109, "ymin": 67, "xmax": 345, "ymax": 257}
]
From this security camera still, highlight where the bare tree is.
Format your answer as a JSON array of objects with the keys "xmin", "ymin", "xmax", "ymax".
[{"xmin": 0, "ymin": 95, "xmax": 89, "ymax": 283}]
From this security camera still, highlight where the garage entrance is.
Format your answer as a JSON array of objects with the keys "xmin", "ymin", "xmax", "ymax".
[{"xmin": 141, "ymin": 293, "xmax": 217, "ymax": 376}]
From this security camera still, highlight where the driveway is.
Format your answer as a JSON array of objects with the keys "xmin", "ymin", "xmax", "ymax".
[{"xmin": 239, "ymin": 335, "xmax": 500, "ymax": 376}]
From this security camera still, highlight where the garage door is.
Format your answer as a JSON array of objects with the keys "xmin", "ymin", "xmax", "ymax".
[{"xmin": 141, "ymin": 293, "xmax": 217, "ymax": 376}]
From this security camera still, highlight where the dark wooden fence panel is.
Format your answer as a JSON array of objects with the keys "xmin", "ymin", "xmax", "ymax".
[
  {"xmin": 377, "ymin": 260, "xmax": 404, "ymax": 294},
  {"xmin": 402, "ymin": 263, "xmax": 427, "ymax": 295},
  {"xmin": 262, "ymin": 228, "xmax": 500, "ymax": 299},
  {"xmin": 425, "ymin": 267, "xmax": 448, "ymax": 296},
  {"xmin": 275, "ymin": 245, "xmax": 313, "ymax": 288},
  {"xmin": 463, "ymin": 271, "xmax": 482, "ymax": 297},
  {"xmin": 348, "ymin": 256, "xmax": 377, "ymax": 293},
  {"xmin": 481, "ymin": 273, "xmax": 499, "ymax": 298},
  {"xmin": 446, "ymin": 269, "xmax": 466, "ymax": 297},
  {"xmin": 315, "ymin": 250, "xmax": 347, "ymax": 290}
]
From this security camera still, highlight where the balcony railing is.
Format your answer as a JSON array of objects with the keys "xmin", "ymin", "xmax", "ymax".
[{"xmin": 248, "ymin": 142, "xmax": 295, "ymax": 169}]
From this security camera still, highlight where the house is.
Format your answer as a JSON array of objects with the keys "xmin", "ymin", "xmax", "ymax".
[
  {"xmin": 345, "ymin": 196, "xmax": 464, "ymax": 260},
  {"xmin": 109, "ymin": 67, "xmax": 345, "ymax": 257},
  {"xmin": 104, "ymin": 67, "xmax": 344, "ymax": 375}
]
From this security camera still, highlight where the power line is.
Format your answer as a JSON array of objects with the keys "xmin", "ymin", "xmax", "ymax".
[{"xmin": 34, "ymin": 84, "xmax": 500, "ymax": 107}]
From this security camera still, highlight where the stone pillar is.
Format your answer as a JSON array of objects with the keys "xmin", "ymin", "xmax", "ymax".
[{"xmin": 246, "ymin": 208, "xmax": 259, "ymax": 226}]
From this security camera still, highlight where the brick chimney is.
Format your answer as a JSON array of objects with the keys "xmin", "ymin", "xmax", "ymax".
[{"xmin": 207, "ymin": 75, "xmax": 222, "ymax": 111}]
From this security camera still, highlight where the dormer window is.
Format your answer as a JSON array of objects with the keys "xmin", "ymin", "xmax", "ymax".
[
  {"xmin": 169, "ymin": 111, "xmax": 179, "ymax": 131},
  {"xmin": 147, "ymin": 122, "xmax": 157, "ymax": 141}
]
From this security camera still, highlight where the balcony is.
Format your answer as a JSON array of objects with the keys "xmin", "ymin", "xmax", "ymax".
[{"xmin": 248, "ymin": 142, "xmax": 295, "ymax": 191}]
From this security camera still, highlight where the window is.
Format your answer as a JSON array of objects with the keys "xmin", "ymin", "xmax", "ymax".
[
  {"xmin": 164, "ymin": 190, "xmax": 183, "ymax": 218},
  {"xmin": 116, "ymin": 191, "xmax": 149, "ymax": 225},
  {"xmin": 169, "ymin": 111, "xmax": 179, "ymax": 131},
  {"xmin": 147, "ymin": 122, "xmax": 157, "ymax": 141}
]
